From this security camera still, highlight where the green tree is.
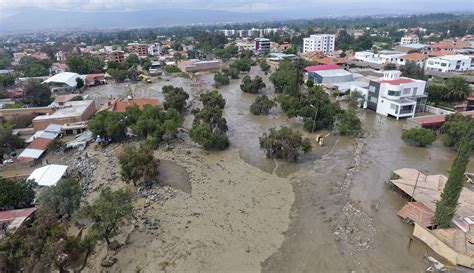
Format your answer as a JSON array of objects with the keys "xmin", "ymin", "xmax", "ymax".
[
  {"xmin": 22, "ymin": 80, "xmax": 52, "ymax": 107},
  {"xmin": 0, "ymin": 123, "xmax": 24, "ymax": 161},
  {"xmin": 162, "ymin": 85, "xmax": 190, "ymax": 113},
  {"xmin": 66, "ymin": 55, "xmax": 104, "ymax": 74},
  {"xmin": 240, "ymin": 75, "xmax": 266, "ymax": 94},
  {"xmin": 399, "ymin": 61, "xmax": 426, "ymax": 80},
  {"xmin": 20, "ymin": 57, "xmax": 51, "ymax": 77},
  {"xmin": 108, "ymin": 68, "xmax": 128, "ymax": 82},
  {"xmin": 306, "ymin": 79, "xmax": 314, "ymax": 88},
  {"xmin": 270, "ymin": 59, "xmax": 300, "ymax": 95},
  {"xmin": 440, "ymin": 113, "xmax": 474, "ymax": 148},
  {"xmin": 401, "ymin": 127, "xmax": 437, "ymax": 147},
  {"xmin": 118, "ymin": 145, "xmax": 160, "ymax": 187},
  {"xmin": 435, "ymin": 126, "xmax": 474, "ymax": 228},
  {"xmin": 259, "ymin": 127, "xmax": 312, "ymax": 162},
  {"xmin": 88, "ymin": 111, "xmax": 127, "ymax": 141},
  {"xmin": 189, "ymin": 123, "xmax": 230, "ymax": 150},
  {"xmin": 335, "ymin": 109, "xmax": 362, "ymax": 136},
  {"xmin": 214, "ymin": 72, "xmax": 230, "ymax": 88},
  {"xmin": 37, "ymin": 177, "xmax": 82, "ymax": 218},
  {"xmin": 383, "ymin": 63, "xmax": 397, "ymax": 70},
  {"xmin": 223, "ymin": 67, "xmax": 240, "ymax": 79},
  {"xmin": 250, "ymin": 95, "xmax": 276, "ymax": 115},
  {"xmin": 278, "ymin": 86, "xmax": 341, "ymax": 132},
  {"xmin": 231, "ymin": 57, "xmax": 252, "ymax": 72},
  {"xmin": 0, "ymin": 73, "xmax": 16, "ymax": 88},
  {"xmin": 126, "ymin": 53, "xmax": 140, "ymax": 67},
  {"xmin": 259, "ymin": 60, "xmax": 271, "ymax": 73},
  {"xmin": 445, "ymin": 77, "xmax": 470, "ymax": 102},
  {"xmin": 47, "ymin": 138, "xmax": 64, "ymax": 152},
  {"xmin": 164, "ymin": 66, "xmax": 181, "ymax": 73},
  {"xmin": 75, "ymin": 77, "xmax": 84, "ymax": 89},
  {"xmin": 80, "ymin": 188, "xmax": 133, "ymax": 246},
  {"xmin": 426, "ymin": 84, "xmax": 448, "ymax": 106},
  {"xmin": 0, "ymin": 178, "xmax": 36, "ymax": 210}
]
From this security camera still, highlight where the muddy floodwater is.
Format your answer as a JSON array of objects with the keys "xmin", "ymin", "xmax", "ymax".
[{"xmin": 83, "ymin": 66, "xmax": 474, "ymax": 272}]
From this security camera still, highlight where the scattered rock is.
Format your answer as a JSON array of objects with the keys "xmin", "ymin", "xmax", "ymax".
[{"xmin": 101, "ymin": 256, "xmax": 117, "ymax": 267}]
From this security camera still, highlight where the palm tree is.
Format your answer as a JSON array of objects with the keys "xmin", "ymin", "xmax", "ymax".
[{"xmin": 445, "ymin": 77, "xmax": 470, "ymax": 101}]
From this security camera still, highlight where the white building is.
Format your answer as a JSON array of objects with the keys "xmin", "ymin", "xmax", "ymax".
[
  {"xmin": 236, "ymin": 41, "xmax": 255, "ymax": 52},
  {"xmin": 351, "ymin": 71, "xmax": 427, "ymax": 120},
  {"xmin": 400, "ymin": 34, "xmax": 420, "ymax": 45},
  {"xmin": 425, "ymin": 55, "xmax": 472, "ymax": 73},
  {"xmin": 303, "ymin": 34, "xmax": 335, "ymax": 54},
  {"xmin": 147, "ymin": 43, "xmax": 161, "ymax": 56},
  {"xmin": 255, "ymin": 38, "xmax": 271, "ymax": 54},
  {"xmin": 354, "ymin": 50, "xmax": 405, "ymax": 65}
]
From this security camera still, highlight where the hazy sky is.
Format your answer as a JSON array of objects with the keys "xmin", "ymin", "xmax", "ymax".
[{"xmin": 1, "ymin": 0, "xmax": 473, "ymax": 12}]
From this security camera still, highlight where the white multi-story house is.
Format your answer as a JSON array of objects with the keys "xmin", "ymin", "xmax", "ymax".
[
  {"xmin": 425, "ymin": 55, "xmax": 472, "ymax": 72},
  {"xmin": 303, "ymin": 34, "xmax": 335, "ymax": 54},
  {"xmin": 400, "ymin": 34, "xmax": 419, "ymax": 45},
  {"xmin": 147, "ymin": 43, "xmax": 161, "ymax": 56},
  {"xmin": 351, "ymin": 71, "xmax": 427, "ymax": 120}
]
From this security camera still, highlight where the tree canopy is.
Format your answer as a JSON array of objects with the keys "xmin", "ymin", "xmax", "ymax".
[
  {"xmin": 214, "ymin": 72, "xmax": 230, "ymax": 88},
  {"xmin": 37, "ymin": 177, "xmax": 82, "ymax": 218},
  {"xmin": 240, "ymin": 75, "xmax": 266, "ymax": 94},
  {"xmin": 250, "ymin": 95, "xmax": 276, "ymax": 115},
  {"xmin": 399, "ymin": 61, "xmax": 426, "ymax": 80},
  {"xmin": 22, "ymin": 80, "xmax": 52, "ymax": 107},
  {"xmin": 118, "ymin": 145, "xmax": 160, "ymax": 187},
  {"xmin": 162, "ymin": 85, "xmax": 189, "ymax": 113},
  {"xmin": 66, "ymin": 55, "xmax": 104, "ymax": 74},
  {"xmin": 440, "ymin": 113, "xmax": 474, "ymax": 149},
  {"xmin": 0, "ymin": 178, "xmax": 36, "ymax": 211},
  {"xmin": 80, "ymin": 188, "xmax": 133, "ymax": 246},
  {"xmin": 259, "ymin": 127, "xmax": 312, "ymax": 162}
]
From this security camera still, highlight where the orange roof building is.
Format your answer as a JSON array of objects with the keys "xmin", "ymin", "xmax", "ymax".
[{"xmin": 98, "ymin": 98, "xmax": 161, "ymax": 113}]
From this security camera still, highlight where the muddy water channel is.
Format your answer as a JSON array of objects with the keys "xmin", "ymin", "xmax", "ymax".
[
  {"xmin": 200, "ymin": 66, "xmax": 474, "ymax": 272},
  {"xmin": 85, "ymin": 66, "xmax": 473, "ymax": 272}
]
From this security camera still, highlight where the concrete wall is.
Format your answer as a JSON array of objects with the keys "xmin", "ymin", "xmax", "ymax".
[
  {"xmin": 0, "ymin": 107, "xmax": 54, "ymax": 123},
  {"xmin": 413, "ymin": 223, "xmax": 474, "ymax": 269},
  {"xmin": 32, "ymin": 101, "xmax": 97, "ymax": 131}
]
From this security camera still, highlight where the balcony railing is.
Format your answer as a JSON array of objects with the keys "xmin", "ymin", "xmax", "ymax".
[{"xmin": 399, "ymin": 109, "xmax": 414, "ymax": 115}]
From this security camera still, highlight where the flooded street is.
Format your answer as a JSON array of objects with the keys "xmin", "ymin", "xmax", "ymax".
[{"xmin": 83, "ymin": 65, "xmax": 474, "ymax": 272}]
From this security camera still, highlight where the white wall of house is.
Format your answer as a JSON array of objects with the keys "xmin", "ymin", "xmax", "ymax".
[
  {"xmin": 397, "ymin": 58, "xmax": 425, "ymax": 67},
  {"xmin": 401, "ymin": 35, "xmax": 419, "ymax": 45},
  {"xmin": 303, "ymin": 34, "xmax": 335, "ymax": 54},
  {"xmin": 350, "ymin": 86, "xmax": 369, "ymax": 108},
  {"xmin": 425, "ymin": 55, "xmax": 472, "ymax": 72}
]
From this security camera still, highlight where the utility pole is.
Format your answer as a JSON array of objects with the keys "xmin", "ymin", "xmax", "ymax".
[{"xmin": 410, "ymin": 171, "xmax": 421, "ymax": 202}]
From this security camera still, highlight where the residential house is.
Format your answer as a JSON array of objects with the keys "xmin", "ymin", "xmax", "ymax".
[
  {"xmin": 148, "ymin": 43, "xmax": 161, "ymax": 56},
  {"xmin": 352, "ymin": 70, "xmax": 427, "ymax": 120},
  {"xmin": 425, "ymin": 55, "xmax": 472, "ymax": 73},
  {"xmin": 177, "ymin": 59, "xmax": 221, "ymax": 73},
  {"xmin": 32, "ymin": 100, "xmax": 97, "ymax": 131},
  {"xmin": 397, "ymin": 53, "xmax": 428, "ymax": 67},
  {"xmin": 128, "ymin": 43, "xmax": 148, "ymax": 57},
  {"xmin": 394, "ymin": 43, "xmax": 428, "ymax": 53},
  {"xmin": 304, "ymin": 64, "xmax": 353, "ymax": 84},
  {"xmin": 84, "ymin": 73, "xmax": 106, "ymax": 86},
  {"xmin": 400, "ymin": 34, "xmax": 419, "ymax": 45}
]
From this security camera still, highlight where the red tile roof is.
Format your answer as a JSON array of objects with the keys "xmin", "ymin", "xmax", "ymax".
[
  {"xmin": 27, "ymin": 137, "xmax": 52, "ymax": 150},
  {"xmin": 400, "ymin": 53, "xmax": 427, "ymax": 61},
  {"xmin": 305, "ymin": 63, "xmax": 340, "ymax": 72},
  {"xmin": 416, "ymin": 115, "xmax": 446, "ymax": 127},
  {"xmin": 427, "ymin": 50, "xmax": 456, "ymax": 57},
  {"xmin": 0, "ymin": 208, "xmax": 36, "ymax": 224},
  {"xmin": 85, "ymin": 73, "xmax": 105, "ymax": 79},
  {"xmin": 113, "ymin": 99, "xmax": 159, "ymax": 112},
  {"xmin": 378, "ymin": 78, "xmax": 414, "ymax": 85},
  {"xmin": 397, "ymin": 202, "xmax": 435, "ymax": 227}
]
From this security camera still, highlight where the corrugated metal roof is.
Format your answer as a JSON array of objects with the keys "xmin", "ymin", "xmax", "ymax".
[
  {"xmin": 27, "ymin": 164, "xmax": 68, "ymax": 186},
  {"xmin": 18, "ymin": 148, "xmax": 44, "ymax": 159},
  {"xmin": 43, "ymin": 72, "xmax": 81, "ymax": 87}
]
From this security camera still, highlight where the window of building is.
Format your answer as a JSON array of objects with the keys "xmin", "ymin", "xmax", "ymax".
[
  {"xmin": 441, "ymin": 63, "xmax": 447, "ymax": 67},
  {"xmin": 369, "ymin": 96, "xmax": 378, "ymax": 103},
  {"xmin": 388, "ymin": 90, "xmax": 401, "ymax": 96},
  {"xmin": 402, "ymin": 88, "xmax": 411, "ymax": 95},
  {"xmin": 369, "ymin": 85, "xmax": 376, "ymax": 92},
  {"xmin": 390, "ymin": 103, "xmax": 399, "ymax": 112}
]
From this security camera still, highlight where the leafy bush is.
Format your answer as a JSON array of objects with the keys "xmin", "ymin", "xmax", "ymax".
[
  {"xmin": 0, "ymin": 178, "xmax": 36, "ymax": 210},
  {"xmin": 335, "ymin": 109, "xmax": 362, "ymax": 136},
  {"xmin": 189, "ymin": 123, "xmax": 229, "ymax": 150},
  {"xmin": 401, "ymin": 127, "xmax": 437, "ymax": 147},
  {"xmin": 214, "ymin": 72, "xmax": 230, "ymax": 88},
  {"xmin": 250, "ymin": 95, "xmax": 276, "ymax": 115},
  {"xmin": 164, "ymin": 65, "xmax": 181, "ymax": 73},
  {"xmin": 440, "ymin": 113, "xmax": 474, "ymax": 149}
]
